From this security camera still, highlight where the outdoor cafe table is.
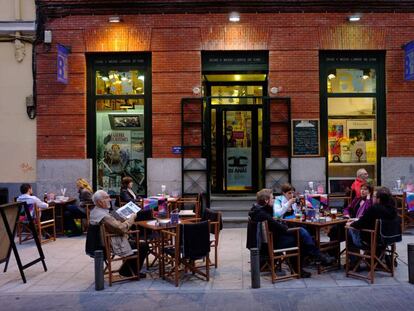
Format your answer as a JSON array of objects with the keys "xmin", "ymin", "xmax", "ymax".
[
  {"xmin": 47, "ymin": 198, "xmax": 76, "ymax": 235},
  {"xmin": 136, "ymin": 217, "xmax": 199, "ymax": 277},
  {"xmin": 283, "ymin": 217, "xmax": 348, "ymax": 274}
]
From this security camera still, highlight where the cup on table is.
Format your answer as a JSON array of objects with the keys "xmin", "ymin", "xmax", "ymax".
[
  {"xmin": 330, "ymin": 208, "xmax": 337, "ymax": 220},
  {"xmin": 295, "ymin": 211, "xmax": 302, "ymax": 220}
]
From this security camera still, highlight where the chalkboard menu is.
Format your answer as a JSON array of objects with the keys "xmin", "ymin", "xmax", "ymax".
[{"xmin": 292, "ymin": 119, "xmax": 320, "ymax": 156}]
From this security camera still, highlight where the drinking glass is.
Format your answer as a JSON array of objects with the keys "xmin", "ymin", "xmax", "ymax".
[{"xmin": 330, "ymin": 208, "xmax": 337, "ymax": 220}]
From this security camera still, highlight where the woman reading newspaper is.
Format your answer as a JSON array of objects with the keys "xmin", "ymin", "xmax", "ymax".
[{"xmin": 90, "ymin": 190, "xmax": 149, "ymax": 278}]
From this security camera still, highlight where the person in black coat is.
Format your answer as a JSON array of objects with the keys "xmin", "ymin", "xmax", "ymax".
[
  {"xmin": 347, "ymin": 186, "xmax": 398, "ymax": 266},
  {"xmin": 249, "ymin": 188, "xmax": 334, "ymax": 278},
  {"xmin": 119, "ymin": 177, "xmax": 141, "ymax": 204}
]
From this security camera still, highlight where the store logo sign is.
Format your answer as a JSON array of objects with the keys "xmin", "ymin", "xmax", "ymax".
[
  {"xmin": 57, "ymin": 44, "xmax": 69, "ymax": 84},
  {"xmin": 404, "ymin": 40, "xmax": 414, "ymax": 81}
]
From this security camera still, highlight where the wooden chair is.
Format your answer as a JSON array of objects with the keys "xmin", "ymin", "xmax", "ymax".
[
  {"xmin": 203, "ymin": 208, "xmax": 222, "ymax": 268},
  {"xmin": 82, "ymin": 203, "xmax": 94, "ymax": 233},
  {"xmin": 176, "ymin": 195, "xmax": 201, "ymax": 218},
  {"xmin": 396, "ymin": 192, "xmax": 414, "ymax": 232},
  {"xmin": 263, "ymin": 221, "xmax": 301, "ymax": 283},
  {"xmin": 102, "ymin": 225, "xmax": 141, "ymax": 286},
  {"xmin": 160, "ymin": 220, "xmax": 210, "ymax": 287},
  {"xmin": 17, "ymin": 203, "xmax": 56, "ymax": 244},
  {"xmin": 328, "ymin": 193, "xmax": 352, "ymax": 211},
  {"xmin": 345, "ymin": 218, "xmax": 401, "ymax": 284}
]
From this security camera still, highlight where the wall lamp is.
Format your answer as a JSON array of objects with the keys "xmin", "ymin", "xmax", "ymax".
[
  {"xmin": 109, "ymin": 16, "xmax": 122, "ymax": 23},
  {"xmin": 229, "ymin": 12, "xmax": 240, "ymax": 22}
]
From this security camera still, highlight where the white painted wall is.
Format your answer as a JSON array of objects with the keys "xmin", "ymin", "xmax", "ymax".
[{"xmin": 0, "ymin": 0, "xmax": 36, "ymax": 182}]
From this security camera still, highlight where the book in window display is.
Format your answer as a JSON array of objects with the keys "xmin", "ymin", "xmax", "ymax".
[{"xmin": 328, "ymin": 119, "xmax": 347, "ymax": 163}]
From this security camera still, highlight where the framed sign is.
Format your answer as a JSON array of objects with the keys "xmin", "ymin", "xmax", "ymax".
[
  {"xmin": 109, "ymin": 114, "xmax": 144, "ymax": 130},
  {"xmin": 292, "ymin": 119, "xmax": 320, "ymax": 157}
]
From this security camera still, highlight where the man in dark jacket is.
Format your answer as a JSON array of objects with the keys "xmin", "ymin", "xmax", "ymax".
[
  {"xmin": 347, "ymin": 186, "xmax": 399, "ymax": 266},
  {"xmin": 249, "ymin": 188, "xmax": 334, "ymax": 278}
]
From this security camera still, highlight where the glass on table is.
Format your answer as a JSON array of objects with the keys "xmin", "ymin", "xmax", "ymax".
[{"xmin": 330, "ymin": 208, "xmax": 337, "ymax": 220}]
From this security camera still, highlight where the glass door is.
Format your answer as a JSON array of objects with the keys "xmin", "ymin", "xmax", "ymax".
[
  {"xmin": 224, "ymin": 109, "xmax": 254, "ymax": 191},
  {"xmin": 212, "ymin": 106, "xmax": 258, "ymax": 192}
]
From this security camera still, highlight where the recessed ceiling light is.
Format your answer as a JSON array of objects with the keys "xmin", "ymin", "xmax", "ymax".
[
  {"xmin": 109, "ymin": 16, "xmax": 122, "ymax": 23},
  {"xmin": 229, "ymin": 12, "xmax": 240, "ymax": 22},
  {"xmin": 348, "ymin": 16, "xmax": 361, "ymax": 22}
]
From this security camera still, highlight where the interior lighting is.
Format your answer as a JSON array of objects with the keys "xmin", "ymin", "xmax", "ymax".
[
  {"xmin": 328, "ymin": 73, "xmax": 336, "ymax": 80},
  {"xmin": 234, "ymin": 74, "xmax": 241, "ymax": 81},
  {"xmin": 138, "ymin": 75, "xmax": 145, "ymax": 81},
  {"xmin": 327, "ymin": 69, "xmax": 336, "ymax": 80},
  {"xmin": 229, "ymin": 12, "xmax": 240, "ymax": 22},
  {"xmin": 348, "ymin": 15, "xmax": 361, "ymax": 22},
  {"xmin": 101, "ymin": 76, "xmax": 109, "ymax": 81},
  {"xmin": 109, "ymin": 16, "xmax": 122, "ymax": 23},
  {"xmin": 362, "ymin": 69, "xmax": 370, "ymax": 80}
]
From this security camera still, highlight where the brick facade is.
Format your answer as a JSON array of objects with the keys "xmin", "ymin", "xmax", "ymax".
[{"xmin": 36, "ymin": 13, "xmax": 414, "ymax": 159}]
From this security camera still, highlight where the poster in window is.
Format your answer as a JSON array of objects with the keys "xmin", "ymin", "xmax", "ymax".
[
  {"xmin": 226, "ymin": 147, "xmax": 252, "ymax": 187},
  {"xmin": 102, "ymin": 131, "xmax": 131, "ymax": 174},
  {"xmin": 131, "ymin": 131, "xmax": 144, "ymax": 161},
  {"xmin": 346, "ymin": 119, "xmax": 375, "ymax": 142}
]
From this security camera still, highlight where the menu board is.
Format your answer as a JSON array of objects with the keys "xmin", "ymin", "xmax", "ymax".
[
  {"xmin": 292, "ymin": 119, "xmax": 320, "ymax": 156},
  {"xmin": 0, "ymin": 203, "xmax": 20, "ymax": 263}
]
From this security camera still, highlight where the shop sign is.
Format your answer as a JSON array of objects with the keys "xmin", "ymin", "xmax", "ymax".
[
  {"xmin": 404, "ymin": 40, "xmax": 414, "ymax": 81},
  {"xmin": 226, "ymin": 147, "xmax": 252, "ymax": 187},
  {"xmin": 57, "ymin": 44, "xmax": 69, "ymax": 84},
  {"xmin": 171, "ymin": 146, "xmax": 183, "ymax": 154},
  {"xmin": 202, "ymin": 51, "xmax": 268, "ymax": 72}
]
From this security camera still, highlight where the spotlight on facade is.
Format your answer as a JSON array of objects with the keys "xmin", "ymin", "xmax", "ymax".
[
  {"xmin": 229, "ymin": 12, "xmax": 240, "ymax": 22},
  {"xmin": 348, "ymin": 15, "xmax": 361, "ymax": 22},
  {"xmin": 192, "ymin": 86, "xmax": 201, "ymax": 95},
  {"xmin": 270, "ymin": 87, "xmax": 279, "ymax": 95},
  {"xmin": 109, "ymin": 16, "xmax": 122, "ymax": 23}
]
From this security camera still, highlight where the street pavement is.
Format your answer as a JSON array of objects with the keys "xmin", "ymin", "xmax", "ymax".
[{"xmin": 1, "ymin": 228, "xmax": 414, "ymax": 310}]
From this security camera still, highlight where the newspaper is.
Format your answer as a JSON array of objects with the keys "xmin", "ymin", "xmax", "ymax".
[{"xmin": 115, "ymin": 201, "xmax": 141, "ymax": 220}]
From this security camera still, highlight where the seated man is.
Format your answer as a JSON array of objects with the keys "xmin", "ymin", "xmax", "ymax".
[
  {"xmin": 249, "ymin": 188, "xmax": 334, "ymax": 278},
  {"xmin": 90, "ymin": 190, "xmax": 149, "ymax": 278},
  {"xmin": 17, "ymin": 183, "xmax": 49, "ymax": 210},
  {"xmin": 273, "ymin": 183, "xmax": 299, "ymax": 218}
]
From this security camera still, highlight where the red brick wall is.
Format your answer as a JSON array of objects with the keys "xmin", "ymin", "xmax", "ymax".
[{"xmin": 36, "ymin": 13, "xmax": 414, "ymax": 159}]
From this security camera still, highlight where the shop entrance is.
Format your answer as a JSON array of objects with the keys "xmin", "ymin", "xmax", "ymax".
[
  {"xmin": 205, "ymin": 75, "xmax": 266, "ymax": 193},
  {"xmin": 212, "ymin": 106, "xmax": 259, "ymax": 192}
]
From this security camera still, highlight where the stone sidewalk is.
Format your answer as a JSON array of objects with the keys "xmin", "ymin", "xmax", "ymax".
[{"xmin": 1, "ymin": 228, "xmax": 413, "ymax": 293}]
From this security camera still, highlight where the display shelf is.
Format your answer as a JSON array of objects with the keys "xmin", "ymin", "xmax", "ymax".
[{"xmin": 328, "ymin": 162, "xmax": 376, "ymax": 166}]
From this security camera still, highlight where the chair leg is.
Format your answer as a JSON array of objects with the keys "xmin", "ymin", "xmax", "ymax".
[
  {"xmin": 206, "ymin": 255, "xmax": 210, "ymax": 281},
  {"xmin": 214, "ymin": 244, "xmax": 218, "ymax": 268}
]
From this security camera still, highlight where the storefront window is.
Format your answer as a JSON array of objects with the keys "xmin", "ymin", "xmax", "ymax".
[
  {"xmin": 327, "ymin": 68, "xmax": 376, "ymax": 93},
  {"xmin": 93, "ymin": 66, "xmax": 147, "ymax": 196},
  {"xmin": 211, "ymin": 85, "xmax": 263, "ymax": 105},
  {"xmin": 327, "ymin": 67, "xmax": 377, "ymax": 192},
  {"xmin": 96, "ymin": 70, "xmax": 145, "ymax": 95}
]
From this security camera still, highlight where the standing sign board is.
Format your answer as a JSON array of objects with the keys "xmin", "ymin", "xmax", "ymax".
[
  {"xmin": 405, "ymin": 40, "xmax": 414, "ymax": 81},
  {"xmin": 57, "ymin": 44, "xmax": 69, "ymax": 84},
  {"xmin": 292, "ymin": 119, "xmax": 320, "ymax": 157},
  {"xmin": 0, "ymin": 202, "xmax": 47, "ymax": 283}
]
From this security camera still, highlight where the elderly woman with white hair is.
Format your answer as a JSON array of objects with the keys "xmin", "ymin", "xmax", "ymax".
[
  {"xmin": 89, "ymin": 190, "xmax": 148, "ymax": 278},
  {"xmin": 351, "ymin": 168, "xmax": 369, "ymax": 199}
]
